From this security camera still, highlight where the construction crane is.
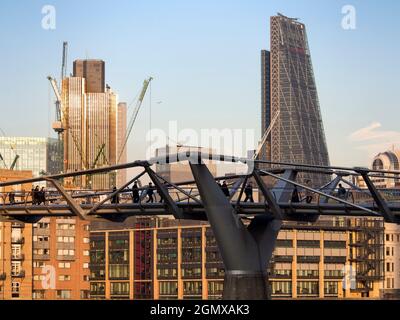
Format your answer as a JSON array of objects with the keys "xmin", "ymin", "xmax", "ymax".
[
  {"xmin": 92, "ymin": 143, "xmax": 107, "ymax": 168},
  {"xmin": 253, "ymin": 110, "xmax": 280, "ymax": 160},
  {"xmin": 48, "ymin": 76, "xmax": 63, "ymax": 136},
  {"xmin": 61, "ymin": 41, "xmax": 68, "ymax": 84},
  {"xmin": 117, "ymin": 77, "xmax": 153, "ymax": 164},
  {"xmin": 228, "ymin": 110, "xmax": 280, "ymax": 197},
  {"xmin": 0, "ymin": 129, "xmax": 19, "ymax": 170},
  {"xmin": 0, "ymin": 154, "xmax": 7, "ymax": 169},
  {"xmin": 9, "ymin": 155, "xmax": 20, "ymax": 170}
]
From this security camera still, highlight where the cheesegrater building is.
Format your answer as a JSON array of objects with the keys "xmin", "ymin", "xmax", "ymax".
[{"xmin": 261, "ymin": 14, "xmax": 330, "ymax": 186}]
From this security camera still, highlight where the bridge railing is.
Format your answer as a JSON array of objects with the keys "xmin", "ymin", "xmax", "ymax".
[{"xmin": 1, "ymin": 186, "xmax": 399, "ymax": 208}]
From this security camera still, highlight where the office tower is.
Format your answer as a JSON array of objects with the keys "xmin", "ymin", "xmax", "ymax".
[
  {"xmin": 73, "ymin": 60, "xmax": 105, "ymax": 93},
  {"xmin": 89, "ymin": 217, "xmax": 384, "ymax": 300},
  {"xmin": 261, "ymin": 14, "xmax": 330, "ymax": 186},
  {"xmin": 62, "ymin": 60, "xmax": 120, "ymax": 189},
  {"xmin": 0, "ymin": 137, "xmax": 62, "ymax": 184},
  {"xmin": 116, "ymin": 102, "xmax": 127, "ymax": 186}
]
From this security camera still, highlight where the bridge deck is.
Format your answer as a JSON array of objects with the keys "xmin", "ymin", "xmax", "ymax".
[{"xmin": 1, "ymin": 201, "xmax": 399, "ymax": 221}]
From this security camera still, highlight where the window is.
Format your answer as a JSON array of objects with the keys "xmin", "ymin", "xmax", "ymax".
[
  {"xmin": 80, "ymin": 290, "xmax": 90, "ymax": 299},
  {"xmin": 324, "ymin": 281, "xmax": 338, "ymax": 295},
  {"xmin": 83, "ymin": 250, "xmax": 90, "ymax": 256},
  {"xmin": 271, "ymin": 281, "xmax": 292, "ymax": 295},
  {"xmin": 83, "ymin": 237, "xmax": 90, "ymax": 244},
  {"xmin": 58, "ymin": 275, "xmax": 71, "ymax": 281},
  {"xmin": 33, "ymin": 290, "xmax": 45, "ymax": 299},
  {"xmin": 57, "ymin": 249, "xmax": 74, "ymax": 256},
  {"xmin": 11, "ymin": 282, "xmax": 20, "ymax": 298},
  {"xmin": 83, "ymin": 263, "xmax": 89, "ymax": 269},
  {"xmin": 297, "ymin": 281, "xmax": 319, "ymax": 295},
  {"xmin": 111, "ymin": 282, "xmax": 130, "ymax": 296},
  {"xmin": 33, "ymin": 261, "xmax": 45, "ymax": 268},
  {"xmin": 159, "ymin": 281, "xmax": 178, "ymax": 296},
  {"xmin": 56, "ymin": 290, "xmax": 71, "ymax": 299},
  {"xmin": 58, "ymin": 262, "xmax": 71, "ymax": 269}
]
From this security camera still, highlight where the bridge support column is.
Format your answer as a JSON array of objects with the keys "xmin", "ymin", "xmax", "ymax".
[{"xmin": 189, "ymin": 163, "xmax": 281, "ymax": 300}]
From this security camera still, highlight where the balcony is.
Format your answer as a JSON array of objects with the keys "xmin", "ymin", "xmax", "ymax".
[
  {"xmin": 11, "ymin": 222, "xmax": 25, "ymax": 228},
  {"xmin": 11, "ymin": 270, "xmax": 25, "ymax": 278},
  {"xmin": 11, "ymin": 253, "xmax": 25, "ymax": 261},
  {"xmin": 11, "ymin": 237, "xmax": 25, "ymax": 244}
]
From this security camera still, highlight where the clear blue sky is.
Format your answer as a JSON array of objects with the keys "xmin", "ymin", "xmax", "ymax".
[{"xmin": 0, "ymin": 0, "xmax": 399, "ymax": 167}]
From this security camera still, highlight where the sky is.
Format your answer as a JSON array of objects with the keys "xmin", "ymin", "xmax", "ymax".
[{"xmin": 0, "ymin": 0, "xmax": 399, "ymax": 168}]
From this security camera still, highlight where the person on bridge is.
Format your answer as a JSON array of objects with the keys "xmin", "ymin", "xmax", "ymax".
[
  {"xmin": 304, "ymin": 180, "xmax": 313, "ymax": 204},
  {"xmin": 132, "ymin": 181, "xmax": 140, "ymax": 203},
  {"xmin": 221, "ymin": 181, "xmax": 230, "ymax": 197},
  {"xmin": 8, "ymin": 191, "xmax": 15, "ymax": 205},
  {"xmin": 146, "ymin": 182, "xmax": 155, "ymax": 203},
  {"xmin": 291, "ymin": 186, "xmax": 300, "ymax": 203},
  {"xmin": 337, "ymin": 183, "xmax": 347, "ymax": 200},
  {"xmin": 111, "ymin": 186, "xmax": 120, "ymax": 204},
  {"xmin": 159, "ymin": 181, "xmax": 169, "ymax": 203},
  {"xmin": 37, "ymin": 187, "xmax": 46, "ymax": 205},
  {"xmin": 244, "ymin": 182, "xmax": 254, "ymax": 202},
  {"xmin": 32, "ymin": 185, "xmax": 39, "ymax": 205}
]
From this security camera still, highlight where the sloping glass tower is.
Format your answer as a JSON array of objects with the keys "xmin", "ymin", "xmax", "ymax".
[{"xmin": 261, "ymin": 14, "xmax": 330, "ymax": 186}]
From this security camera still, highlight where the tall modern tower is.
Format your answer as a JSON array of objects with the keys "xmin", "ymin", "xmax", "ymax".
[
  {"xmin": 73, "ymin": 60, "xmax": 105, "ymax": 93},
  {"xmin": 61, "ymin": 59, "xmax": 126, "ymax": 189},
  {"xmin": 261, "ymin": 14, "xmax": 330, "ymax": 186}
]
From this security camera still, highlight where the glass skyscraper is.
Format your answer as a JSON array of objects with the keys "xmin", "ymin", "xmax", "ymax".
[
  {"xmin": 0, "ymin": 137, "xmax": 62, "ymax": 179},
  {"xmin": 261, "ymin": 14, "xmax": 330, "ymax": 186}
]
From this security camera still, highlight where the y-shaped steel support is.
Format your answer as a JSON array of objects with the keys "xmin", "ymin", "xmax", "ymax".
[{"xmin": 190, "ymin": 163, "xmax": 281, "ymax": 300}]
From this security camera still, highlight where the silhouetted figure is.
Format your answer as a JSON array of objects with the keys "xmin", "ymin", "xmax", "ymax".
[
  {"xmin": 37, "ymin": 187, "xmax": 46, "ymax": 205},
  {"xmin": 304, "ymin": 180, "xmax": 313, "ymax": 204},
  {"xmin": 221, "ymin": 181, "xmax": 230, "ymax": 197},
  {"xmin": 132, "ymin": 182, "xmax": 140, "ymax": 203},
  {"xmin": 291, "ymin": 186, "xmax": 300, "ymax": 203},
  {"xmin": 33, "ymin": 185, "xmax": 40, "ymax": 205},
  {"xmin": 9, "ymin": 191, "xmax": 15, "ymax": 205},
  {"xmin": 159, "ymin": 181, "xmax": 168, "ymax": 203},
  {"xmin": 111, "ymin": 186, "xmax": 119, "ymax": 204},
  {"xmin": 338, "ymin": 183, "xmax": 347, "ymax": 199},
  {"xmin": 244, "ymin": 182, "xmax": 254, "ymax": 202},
  {"xmin": 146, "ymin": 182, "xmax": 154, "ymax": 203}
]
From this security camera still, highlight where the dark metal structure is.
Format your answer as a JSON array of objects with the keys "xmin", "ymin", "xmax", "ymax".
[{"xmin": 0, "ymin": 152, "xmax": 399, "ymax": 299}]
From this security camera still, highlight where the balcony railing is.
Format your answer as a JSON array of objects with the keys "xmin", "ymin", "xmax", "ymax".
[
  {"xmin": 11, "ymin": 270, "xmax": 25, "ymax": 278},
  {"xmin": 11, "ymin": 237, "xmax": 25, "ymax": 244},
  {"xmin": 11, "ymin": 253, "xmax": 25, "ymax": 261},
  {"xmin": 11, "ymin": 222, "xmax": 25, "ymax": 228}
]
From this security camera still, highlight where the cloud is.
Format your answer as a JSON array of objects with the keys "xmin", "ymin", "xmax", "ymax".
[
  {"xmin": 348, "ymin": 122, "xmax": 400, "ymax": 156},
  {"xmin": 349, "ymin": 122, "xmax": 400, "ymax": 142}
]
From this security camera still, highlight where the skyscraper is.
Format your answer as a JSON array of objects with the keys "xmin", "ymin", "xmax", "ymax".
[
  {"xmin": 73, "ymin": 60, "xmax": 105, "ymax": 93},
  {"xmin": 261, "ymin": 14, "xmax": 330, "ymax": 186},
  {"xmin": 62, "ymin": 60, "xmax": 122, "ymax": 189}
]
